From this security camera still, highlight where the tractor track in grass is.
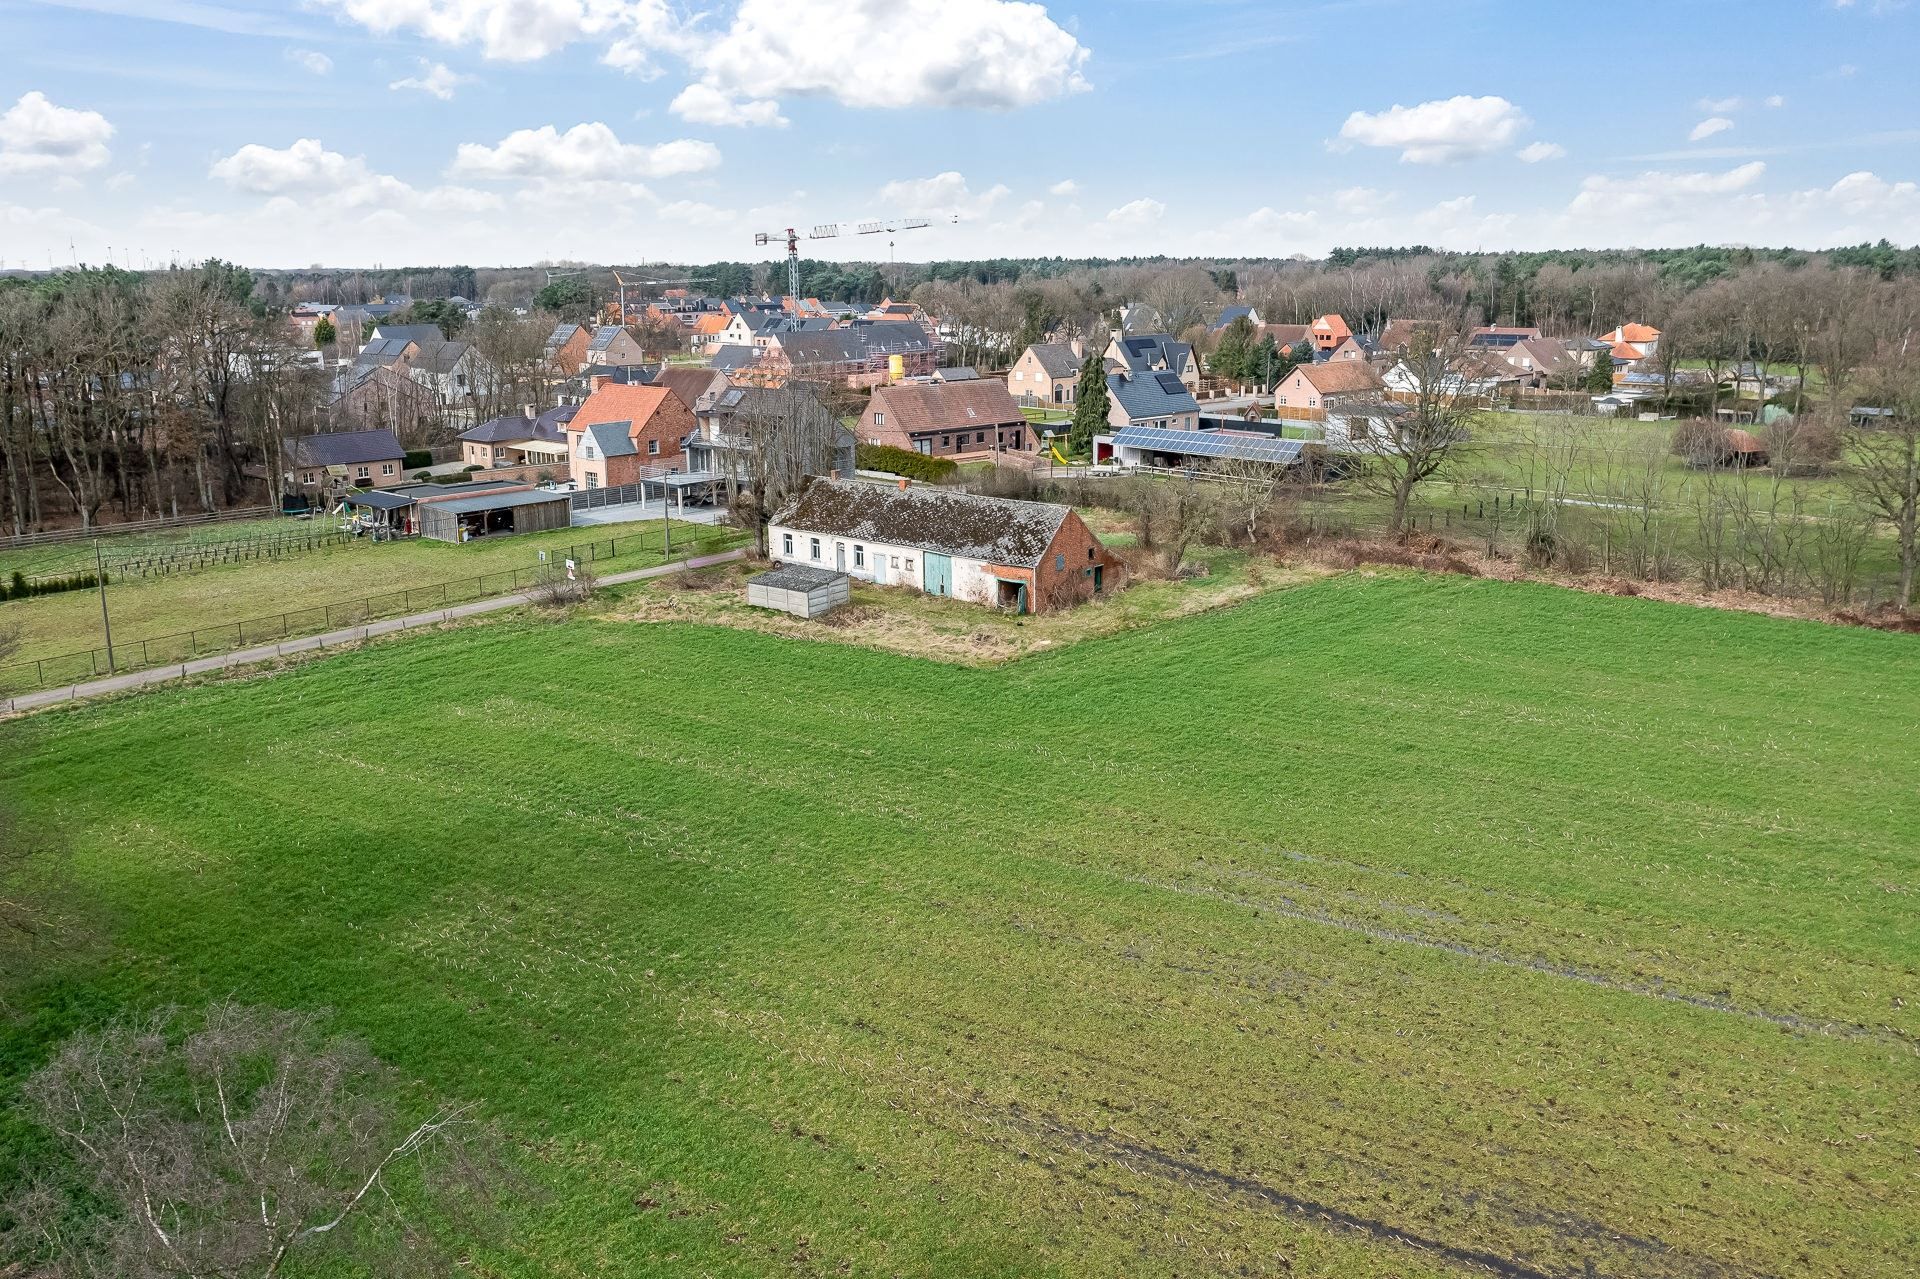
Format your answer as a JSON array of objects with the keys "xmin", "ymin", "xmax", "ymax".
[
  {"xmin": 1002, "ymin": 1106, "xmax": 1779, "ymax": 1279},
  {"xmin": 1109, "ymin": 870, "xmax": 1913, "ymax": 1050}
]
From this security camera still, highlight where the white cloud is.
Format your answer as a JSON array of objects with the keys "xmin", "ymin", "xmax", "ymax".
[
  {"xmin": 692, "ymin": 0, "xmax": 1090, "ymax": 111},
  {"xmin": 1048, "ymin": 178, "xmax": 1079, "ymax": 197},
  {"xmin": 1334, "ymin": 95, "xmax": 1529, "ymax": 163},
  {"xmin": 316, "ymin": 0, "xmax": 687, "ymax": 64},
  {"xmin": 1698, "ymin": 95, "xmax": 1744, "ymax": 113},
  {"xmin": 450, "ymin": 123, "xmax": 722, "ymax": 181},
  {"xmin": 1515, "ymin": 141, "xmax": 1566, "ymax": 163},
  {"xmin": 1103, "ymin": 197, "xmax": 1164, "ymax": 228},
  {"xmin": 287, "ymin": 48, "xmax": 333, "ymax": 75},
  {"xmin": 1765, "ymin": 94, "xmax": 1787, "ymax": 108},
  {"xmin": 877, "ymin": 170, "xmax": 1008, "ymax": 217},
  {"xmin": 390, "ymin": 60, "xmax": 469, "ymax": 100},
  {"xmin": 669, "ymin": 82, "xmax": 788, "ymax": 128},
  {"xmin": 1332, "ymin": 185, "xmax": 1389, "ymax": 213},
  {"xmin": 0, "ymin": 91, "xmax": 114, "ymax": 175},
  {"xmin": 210, "ymin": 137, "xmax": 496, "ymax": 213},
  {"xmin": 1793, "ymin": 169, "xmax": 1920, "ymax": 215},
  {"xmin": 657, "ymin": 199, "xmax": 735, "ymax": 223},
  {"xmin": 1568, "ymin": 161, "xmax": 1767, "ymax": 217},
  {"xmin": 1689, "ymin": 116, "xmax": 1734, "ymax": 141}
]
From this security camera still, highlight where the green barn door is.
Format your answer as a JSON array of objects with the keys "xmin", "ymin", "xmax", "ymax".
[{"xmin": 922, "ymin": 553, "xmax": 953, "ymax": 597}]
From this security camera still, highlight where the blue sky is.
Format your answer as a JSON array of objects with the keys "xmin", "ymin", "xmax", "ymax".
[{"xmin": 1, "ymin": 0, "xmax": 1916, "ymax": 270}]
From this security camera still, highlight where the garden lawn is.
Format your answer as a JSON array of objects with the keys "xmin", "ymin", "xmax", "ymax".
[{"xmin": 2, "ymin": 573, "xmax": 1916, "ymax": 1278}]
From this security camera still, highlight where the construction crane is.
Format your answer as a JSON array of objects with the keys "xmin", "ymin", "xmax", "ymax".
[
  {"xmin": 610, "ymin": 268, "xmax": 711, "ymax": 325},
  {"xmin": 754, "ymin": 215, "xmax": 958, "ymax": 300}
]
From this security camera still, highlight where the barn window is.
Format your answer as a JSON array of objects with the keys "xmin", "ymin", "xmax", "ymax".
[
  {"xmin": 1055, "ymin": 554, "xmax": 1065, "ymax": 570},
  {"xmin": 782, "ymin": 532, "xmax": 793, "ymax": 555}
]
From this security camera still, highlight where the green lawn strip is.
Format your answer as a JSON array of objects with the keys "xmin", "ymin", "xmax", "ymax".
[
  {"xmin": 0, "ymin": 519, "xmax": 743, "ymax": 678},
  {"xmin": 2, "ymin": 577, "xmax": 1915, "ymax": 1276}
]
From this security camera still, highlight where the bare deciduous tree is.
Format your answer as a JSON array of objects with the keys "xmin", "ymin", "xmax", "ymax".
[
  {"xmin": 726, "ymin": 384, "xmax": 848, "ymax": 556},
  {"xmin": 1846, "ymin": 358, "xmax": 1920, "ymax": 607},
  {"xmin": 6, "ymin": 1001, "xmax": 500, "ymax": 1279},
  {"xmin": 1342, "ymin": 327, "xmax": 1484, "ymax": 534}
]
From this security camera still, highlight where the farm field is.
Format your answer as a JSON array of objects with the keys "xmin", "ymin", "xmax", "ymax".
[
  {"xmin": 0, "ymin": 516, "xmax": 741, "ymax": 674},
  {"xmin": 2, "ymin": 574, "xmax": 1917, "ymax": 1277}
]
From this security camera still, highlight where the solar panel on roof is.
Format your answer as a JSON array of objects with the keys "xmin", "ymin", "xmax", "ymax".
[
  {"xmin": 1112, "ymin": 426, "xmax": 1304, "ymax": 466},
  {"xmin": 1154, "ymin": 372, "xmax": 1185, "ymax": 395}
]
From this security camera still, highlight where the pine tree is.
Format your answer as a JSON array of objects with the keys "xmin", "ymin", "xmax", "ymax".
[
  {"xmin": 1586, "ymin": 350, "xmax": 1615, "ymax": 393},
  {"xmin": 1070, "ymin": 350, "xmax": 1110, "ymax": 455},
  {"xmin": 1212, "ymin": 315, "xmax": 1256, "ymax": 382},
  {"xmin": 312, "ymin": 316, "xmax": 336, "ymax": 349}
]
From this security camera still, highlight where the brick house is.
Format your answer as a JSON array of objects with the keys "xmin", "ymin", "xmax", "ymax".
[
  {"xmin": 1009, "ymin": 340, "xmax": 1084, "ymax": 407},
  {"xmin": 289, "ymin": 427, "xmax": 408, "ymax": 494},
  {"xmin": 1274, "ymin": 359, "xmax": 1384, "ymax": 421},
  {"xmin": 758, "ymin": 322, "xmax": 940, "ymax": 387},
  {"xmin": 1309, "ymin": 314, "xmax": 1352, "ymax": 353},
  {"xmin": 563, "ymin": 380, "xmax": 696, "ymax": 489},
  {"xmin": 767, "ymin": 477, "xmax": 1121, "ymax": 613},
  {"xmin": 584, "ymin": 325, "xmax": 650, "ymax": 368},
  {"xmin": 544, "ymin": 324, "xmax": 591, "ymax": 376},
  {"xmin": 859, "ymin": 380, "xmax": 1032, "ymax": 459}
]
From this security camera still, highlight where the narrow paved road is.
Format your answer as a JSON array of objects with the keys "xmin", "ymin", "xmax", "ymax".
[{"xmin": 3, "ymin": 548, "xmax": 746, "ymax": 715}]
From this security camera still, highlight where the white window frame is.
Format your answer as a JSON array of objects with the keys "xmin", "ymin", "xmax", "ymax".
[
  {"xmin": 809, "ymin": 537, "xmax": 821, "ymax": 561},
  {"xmin": 782, "ymin": 532, "xmax": 794, "ymax": 555}
]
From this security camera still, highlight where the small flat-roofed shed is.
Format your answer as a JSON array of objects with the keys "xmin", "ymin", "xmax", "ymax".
[
  {"xmin": 417, "ymin": 488, "xmax": 573, "ymax": 542},
  {"xmin": 746, "ymin": 565, "xmax": 850, "ymax": 618}
]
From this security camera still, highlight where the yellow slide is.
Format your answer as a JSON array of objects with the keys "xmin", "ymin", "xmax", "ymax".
[{"xmin": 1050, "ymin": 444, "xmax": 1071, "ymax": 465}]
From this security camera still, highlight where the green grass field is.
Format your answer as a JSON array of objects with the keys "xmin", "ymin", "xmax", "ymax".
[
  {"xmin": 2, "ymin": 574, "xmax": 1916, "ymax": 1277},
  {"xmin": 0, "ymin": 517, "xmax": 740, "ymax": 674}
]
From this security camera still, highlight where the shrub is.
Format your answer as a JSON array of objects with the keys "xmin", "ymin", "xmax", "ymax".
[
  {"xmin": 403, "ymin": 449, "xmax": 434, "ymax": 470},
  {"xmin": 856, "ymin": 443, "xmax": 956, "ymax": 484},
  {"xmin": 0, "ymin": 569, "xmax": 101, "ymax": 601}
]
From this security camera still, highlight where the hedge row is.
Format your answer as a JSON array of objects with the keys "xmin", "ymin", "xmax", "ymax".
[
  {"xmin": 1, "ymin": 569, "xmax": 103, "ymax": 601},
  {"xmin": 856, "ymin": 443, "xmax": 957, "ymax": 484},
  {"xmin": 403, "ymin": 449, "xmax": 434, "ymax": 470}
]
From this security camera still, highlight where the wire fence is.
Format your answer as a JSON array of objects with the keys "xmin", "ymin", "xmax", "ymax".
[
  {"xmin": 2, "ymin": 505, "xmax": 278, "ymax": 550},
  {"xmin": 0, "ymin": 522, "xmax": 741, "ymax": 696}
]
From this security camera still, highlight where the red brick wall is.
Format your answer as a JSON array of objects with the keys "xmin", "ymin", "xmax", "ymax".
[{"xmin": 1009, "ymin": 510, "xmax": 1122, "ymax": 613}]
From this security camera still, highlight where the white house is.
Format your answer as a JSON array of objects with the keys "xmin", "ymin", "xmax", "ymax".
[{"xmin": 767, "ymin": 477, "xmax": 1120, "ymax": 613}]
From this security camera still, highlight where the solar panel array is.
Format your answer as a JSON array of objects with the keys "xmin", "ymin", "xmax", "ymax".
[
  {"xmin": 1112, "ymin": 426, "xmax": 1305, "ymax": 466},
  {"xmin": 1154, "ymin": 372, "xmax": 1186, "ymax": 395}
]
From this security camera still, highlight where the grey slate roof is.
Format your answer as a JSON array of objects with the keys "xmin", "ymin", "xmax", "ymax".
[
  {"xmin": 709, "ymin": 344, "xmax": 761, "ymax": 371},
  {"xmin": 370, "ymin": 324, "xmax": 444, "ymax": 346},
  {"xmin": 411, "ymin": 339, "xmax": 471, "ymax": 376},
  {"xmin": 420, "ymin": 489, "xmax": 571, "ymax": 517},
  {"xmin": 586, "ymin": 325, "xmax": 626, "ymax": 353},
  {"xmin": 353, "ymin": 337, "xmax": 414, "ymax": 371},
  {"xmin": 1210, "ymin": 305, "xmax": 1258, "ymax": 332},
  {"xmin": 1107, "ymin": 371, "xmax": 1201, "ymax": 421},
  {"xmin": 460, "ymin": 405, "xmax": 575, "ymax": 445},
  {"xmin": 777, "ymin": 321, "xmax": 934, "ymax": 366},
  {"xmin": 771, "ymin": 478, "xmax": 1071, "ymax": 569},
  {"xmin": 583, "ymin": 421, "xmax": 638, "ymax": 458},
  {"xmin": 1113, "ymin": 333, "xmax": 1193, "ymax": 377},
  {"xmin": 934, "ymin": 366, "xmax": 979, "ymax": 381},
  {"xmin": 1026, "ymin": 342, "xmax": 1082, "ymax": 379},
  {"xmin": 290, "ymin": 428, "xmax": 405, "ymax": 468}
]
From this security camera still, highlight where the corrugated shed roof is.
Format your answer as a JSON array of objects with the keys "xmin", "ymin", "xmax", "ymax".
[
  {"xmin": 422, "ymin": 489, "xmax": 571, "ymax": 516},
  {"xmin": 772, "ymin": 478, "xmax": 1070, "ymax": 569}
]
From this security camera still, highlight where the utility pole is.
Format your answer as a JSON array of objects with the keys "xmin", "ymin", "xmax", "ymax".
[{"xmin": 94, "ymin": 541, "xmax": 116, "ymax": 673}]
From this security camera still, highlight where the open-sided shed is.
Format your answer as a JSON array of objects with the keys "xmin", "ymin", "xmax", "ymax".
[
  {"xmin": 416, "ymin": 488, "xmax": 573, "ymax": 542},
  {"xmin": 747, "ymin": 565, "xmax": 851, "ymax": 619}
]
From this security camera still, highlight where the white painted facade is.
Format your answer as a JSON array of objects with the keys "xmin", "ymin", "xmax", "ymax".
[{"xmin": 767, "ymin": 520, "xmax": 1001, "ymax": 603}]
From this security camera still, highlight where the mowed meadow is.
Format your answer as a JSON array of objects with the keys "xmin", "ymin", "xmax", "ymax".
[{"xmin": 2, "ymin": 574, "xmax": 1916, "ymax": 1278}]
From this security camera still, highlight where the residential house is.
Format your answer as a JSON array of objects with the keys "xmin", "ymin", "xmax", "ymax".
[
  {"xmin": 1210, "ymin": 304, "xmax": 1264, "ymax": 332},
  {"xmin": 328, "ymin": 364, "xmax": 438, "ymax": 438},
  {"xmin": 932, "ymin": 366, "xmax": 979, "ymax": 382},
  {"xmin": 544, "ymin": 323, "xmax": 590, "ymax": 376},
  {"xmin": 1263, "ymin": 322, "xmax": 1314, "ymax": 356},
  {"xmin": 1106, "ymin": 370, "xmax": 1202, "ymax": 432},
  {"xmin": 1105, "ymin": 332, "xmax": 1200, "ymax": 394},
  {"xmin": 407, "ymin": 339, "xmax": 484, "ymax": 411},
  {"xmin": 687, "ymin": 384, "xmax": 855, "ymax": 484},
  {"xmin": 584, "ymin": 325, "xmax": 650, "ymax": 368},
  {"xmin": 563, "ymin": 380, "xmax": 696, "ymax": 489},
  {"xmin": 654, "ymin": 366, "xmax": 729, "ymax": 416},
  {"xmin": 709, "ymin": 344, "xmax": 764, "ymax": 378},
  {"xmin": 758, "ymin": 321, "xmax": 940, "ymax": 386},
  {"xmin": 688, "ymin": 311, "xmax": 733, "ymax": 352},
  {"xmin": 1009, "ymin": 340, "xmax": 1084, "ymax": 407},
  {"xmin": 457, "ymin": 405, "xmax": 577, "ymax": 470},
  {"xmin": 289, "ymin": 427, "xmax": 408, "ymax": 494},
  {"xmin": 1495, "ymin": 337, "xmax": 1578, "ymax": 389},
  {"xmin": 860, "ymin": 380, "xmax": 1031, "ymax": 459},
  {"xmin": 1325, "ymin": 336, "xmax": 1373, "ymax": 364},
  {"xmin": 1374, "ymin": 317, "xmax": 1422, "ymax": 356},
  {"xmin": 1467, "ymin": 325, "xmax": 1543, "ymax": 348},
  {"xmin": 367, "ymin": 323, "xmax": 447, "ymax": 348},
  {"xmin": 1275, "ymin": 359, "xmax": 1385, "ymax": 420},
  {"xmin": 1599, "ymin": 323, "xmax": 1661, "ymax": 358},
  {"xmin": 768, "ymin": 477, "xmax": 1121, "ymax": 613},
  {"xmin": 1309, "ymin": 314, "xmax": 1352, "ymax": 354},
  {"xmin": 1382, "ymin": 358, "xmax": 1511, "ymax": 400}
]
